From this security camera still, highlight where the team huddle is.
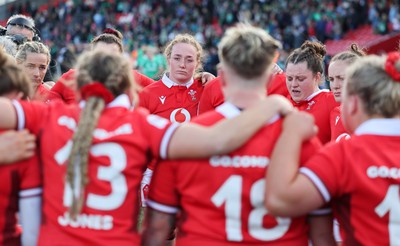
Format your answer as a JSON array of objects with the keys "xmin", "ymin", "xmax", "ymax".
[{"xmin": 0, "ymin": 13, "xmax": 399, "ymax": 246}]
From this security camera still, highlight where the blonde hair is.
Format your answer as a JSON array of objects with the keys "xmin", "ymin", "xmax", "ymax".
[
  {"xmin": 331, "ymin": 43, "xmax": 366, "ymax": 64},
  {"xmin": 345, "ymin": 55, "xmax": 400, "ymax": 118},
  {"xmin": 15, "ymin": 41, "xmax": 50, "ymax": 65},
  {"xmin": 164, "ymin": 33, "xmax": 203, "ymax": 72},
  {"xmin": 0, "ymin": 47, "xmax": 32, "ymax": 99},
  {"xmin": 67, "ymin": 50, "xmax": 137, "ymax": 218},
  {"xmin": 218, "ymin": 23, "xmax": 281, "ymax": 79}
]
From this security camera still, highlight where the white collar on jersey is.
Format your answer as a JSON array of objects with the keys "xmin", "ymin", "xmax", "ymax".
[
  {"xmin": 355, "ymin": 118, "xmax": 400, "ymax": 136},
  {"xmin": 305, "ymin": 89, "xmax": 329, "ymax": 101},
  {"xmin": 216, "ymin": 101, "xmax": 280, "ymax": 124},
  {"xmin": 79, "ymin": 94, "xmax": 132, "ymax": 109},
  {"xmin": 161, "ymin": 73, "xmax": 194, "ymax": 88}
]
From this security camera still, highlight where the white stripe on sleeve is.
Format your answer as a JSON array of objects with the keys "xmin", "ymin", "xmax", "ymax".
[
  {"xmin": 300, "ymin": 167, "xmax": 331, "ymax": 202},
  {"xmin": 309, "ymin": 208, "xmax": 332, "ymax": 216},
  {"xmin": 160, "ymin": 123, "xmax": 180, "ymax": 159},
  {"xmin": 147, "ymin": 200, "xmax": 179, "ymax": 214},
  {"xmin": 12, "ymin": 100, "xmax": 25, "ymax": 130},
  {"xmin": 19, "ymin": 188, "xmax": 42, "ymax": 199}
]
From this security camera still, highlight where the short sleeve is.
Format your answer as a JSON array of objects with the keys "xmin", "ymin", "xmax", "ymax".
[
  {"xmin": 299, "ymin": 136, "xmax": 322, "ymax": 164},
  {"xmin": 147, "ymin": 160, "xmax": 179, "ymax": 214},
  {"xmin": 18, "ymin": 157, "xmax": 42, "ymax": 199},
  {"xmin": 300, "ymin": 143, "xmax": 346, "ymax": 203},
  {"xmin": 137, "ymin": 108, "xmax": 179, "ymax": 159},
  {"xmin": 12, "ymin": 100, "xmax": 49, "ymax": 135},
  {"xmin": 198, "ymin": 77, "xmax": 224, "ymax": 115}
]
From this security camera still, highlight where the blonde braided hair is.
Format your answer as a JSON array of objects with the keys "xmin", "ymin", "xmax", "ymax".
[{"xmin": 66, "ymin": 50, "xmax": 135, "ymax": 219}]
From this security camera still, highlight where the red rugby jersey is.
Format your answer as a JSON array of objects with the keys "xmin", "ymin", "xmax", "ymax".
[
  {"xmin": 148, "ymin": 102, "xmax": 321, "ymax": 246},
  {"xmin": 291, "ymin": 90, "xmax": 339, "ymax": 144},
  {"xmin": 0, "ymin": 129, "xmax": 41, "ymax": 246},
  {"xmin": 301, "ymin": 119, "xmax": 400, "ymax": 245},
  {"xmin": 139, "ymin": 74, "xmax": 203, "ymax": 123},
  {"xmin": 12, "ymin": 94, "xmax": 178, "ymax": 245}
]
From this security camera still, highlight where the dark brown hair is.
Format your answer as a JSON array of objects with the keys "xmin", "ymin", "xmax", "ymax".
[
  {"xmin": 91, "ymin": 33, "xmax": 123, "ymax": 53},
  {"xmin": 285, "ymin": 40, "xmax": 326, "ymax": 75}
]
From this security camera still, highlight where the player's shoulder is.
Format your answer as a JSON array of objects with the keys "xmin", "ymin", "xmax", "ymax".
[
  {"xmin": 332, "ymin": 105, "xmax": 341, "ymax": 113},
  {"xmin": 203, "ymin": 76, "xmax": 221, "ymax": 89},
  {"xmin": 140, "ymin": 79, "xmax": 165, "ymax": 92},
  {"xmin": 191, "ymin": 109, "xmax": 224, "ymax": 126},
  {"xmin": 134, "ymin": 107, "xmax": 171, "ymax": 130},
  {"xmin": 319, "ymin": 90, "xmax": 339, "ymax": 105}
]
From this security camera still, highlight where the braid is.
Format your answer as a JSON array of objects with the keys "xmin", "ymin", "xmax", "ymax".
[
  {"xmin": 66, "ymin": 50, "xmax": 136, "ymax": 219},
  {"xmin": 67, "ymin": 97, "xmax": 105, "ymax": 219}
]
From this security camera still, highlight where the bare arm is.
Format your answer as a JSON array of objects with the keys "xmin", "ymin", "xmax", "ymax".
[
  {"xmin": 0, "ymin": 98, "xmax": 35, "ymax": 164},
  {"xmin": 0, "ymin": 98, "xmax": 17, "ymax": 129},
  {"xmin": 0, "ymin": 130, "xmax": 36, "ymax": 164},
  {"xmin": 142, "ymin": 208, "xmax": 176, "ymax": 246},
  {"xmin": 309, "ymin": 214, "xmax": 336, "ymax": 246},
  {"xmin": 168, "ymin": 95, "xmax": 293, "ymax": 159},
  {"xmin": 265, "ymin": 111, "xmax": 324, "ymax": 217}
]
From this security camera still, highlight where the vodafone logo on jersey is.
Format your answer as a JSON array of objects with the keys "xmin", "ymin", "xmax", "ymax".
[{"xmin": 170, "ymin": 108, "xmax": 191, "ymax": 123}]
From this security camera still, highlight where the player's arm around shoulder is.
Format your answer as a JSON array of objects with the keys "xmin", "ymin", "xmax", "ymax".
[
  {"xmin": 265, "ymin": 111, "xmax": 324, "ymax": 217},
  {"xmin": 168, "ymin": 95, "xmax": 293, "ymax": 159}
]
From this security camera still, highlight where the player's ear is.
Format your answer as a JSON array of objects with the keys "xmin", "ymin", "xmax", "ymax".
[
  {"xmin": 217, "ymin": 63, "xmax": 226, "ymax": 88},
  {"xmin": 347, "ymin": 94, "xmax": 359, "ymax": 116}
]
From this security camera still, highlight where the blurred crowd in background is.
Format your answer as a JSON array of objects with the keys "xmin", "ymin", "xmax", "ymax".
[{"xmin": 5, "ymin": 0, "xmax": 399, "ymax": 79}]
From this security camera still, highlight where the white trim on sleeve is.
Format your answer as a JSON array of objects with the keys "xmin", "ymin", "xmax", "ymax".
[
  {"xmin": 146, "ymin": 200, "xmax": 179, "ymax": 214},
  {"xmin": 160, "ymin": 123, "xmax": 180, "ymax": 159},
  {"xmin": 309, "ymin": 208, "xmax": 332, "ymax": 216},
  {"xmin": 300, "ymin": 167, "xmax": 331, "ymax": 202},
  {"xmin": 215, "ymin": 102, "xmax": 240, "ymax": 119},
  {"xmin": 12, "ymin": 100, "xmax": 25, "ymax": 130},
  {"xmin": 19, "ymin": 187, "xmax": 42, "ymax": 199}
]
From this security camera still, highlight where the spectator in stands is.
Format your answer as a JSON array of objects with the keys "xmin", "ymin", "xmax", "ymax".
[
  {"xmin": 4, "ymin": 0, "xmax": 377, "ymax": 75},
  {"xmin": 137, "ymin": 45, "xmax": 166, "ymax": 80},
  {"xmin": 5, "ymin": 14, "xmax": 37, "ymax": 41}
]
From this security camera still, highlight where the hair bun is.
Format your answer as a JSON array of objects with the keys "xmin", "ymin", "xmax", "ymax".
[
  {"xmin": 301, "ymin": 40, "xmax": 326, "ymax": 58},
  {"xmin": 103, "ymin": 28, "xmax": 123, "ymax": 40},
  {"xmin": 350, "ymin": 43, "xmax": 367, "ymax": 57}
]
